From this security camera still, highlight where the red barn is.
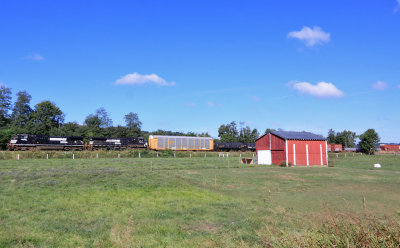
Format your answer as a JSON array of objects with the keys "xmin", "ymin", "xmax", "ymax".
[{"xmin": 256, "ymin": 131, "xmax": 328, "ymax": 166}]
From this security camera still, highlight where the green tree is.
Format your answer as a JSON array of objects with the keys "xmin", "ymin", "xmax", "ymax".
[
  {"xmin": 335, "ymin": 130, "xmax": 357, "ymax": 148},
  {"xmin": 327, "ymin": 129, "xmax": 336, "ymax": 144},
  {"xmin": 28, "ymin": 101, "xmax": 64, "ymax": 135},
  {"xmin": 50, "ymin": 122, "xmax": 86, "ymax": 137},
  {"xmin": 84, "ymin": 114, "xmax": 102, "ymax": 137},
  {"xmin": 358, "ymin": 129, "xmax": 380, "ymax": 154},
  {"xmin": 0, "ymin": 85, "xmax": 12, "ymax": 127},
  {"xmin": 11, "ymin": 91, "xmax": 32, "ymax": 132},
  {"xmin": 238, "ymin": 122, "xmax": 260, "ymax": 143},
  {"xmin": 265, "ymin": 128, "xmax": 276, "ymax": 134},
  {"xmin": 96, "ymin": 108, "xmax": 113, "ymax": 128},
  {"xmin": 124, "ymin": 112, "xmax": 142, "ymax": 137},
  {"xmin": 218, "ymin": 121, "xmax": 238, "ymax": 142}
]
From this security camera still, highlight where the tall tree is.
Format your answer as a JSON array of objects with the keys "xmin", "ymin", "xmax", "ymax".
[
  {"xmin": 96, "ymin": 108, "xmax": 113, "ymax": 128},
  {"xmin": 0, "ymin": 85, "xmax": 12, "ymax": 127},
  {"xmin": 218, "ymin": 121, "xmax": 238, "ymax": 142},
  {"xmin": 124, "ymin": 112, "xmax": 142, "ymax": 137},
  {"xmin": 84, "ymin": 114, "xmax": 102, "ymax": 137},
  {"xmin": 238, "ymin": 123, "xmax": 259, "ymax": 143},
  {"xmin": 327, "ymin": 129, "xmax": 336, "ymax": 144},
  {"xmin": 28, "ymin": 101, "xmax": 64, "ymax": 135},
  {"xmin": 358, "ymin": 129, "xmax": 380, "ymax": 154},
  {"xmin": 335, "ymin": 130, "xmax": 357, "ymax": 148},
  {"xmin": 11, "ymin": 91, "xmax": 32, "ymax": 131}
]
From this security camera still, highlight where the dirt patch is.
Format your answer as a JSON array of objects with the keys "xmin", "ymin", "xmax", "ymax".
[
  {"xmin": 188, "ymin": 222, "xmax": 220, "ymax": 234},
  {"xmin": 275, "ymin": 174, "xmax": 306, "ymax": 182}
]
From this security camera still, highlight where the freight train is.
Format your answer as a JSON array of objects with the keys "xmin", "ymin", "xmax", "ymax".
[{"xmin": 7, "ymin": 134, "xmax": 256, "ymax": 152}]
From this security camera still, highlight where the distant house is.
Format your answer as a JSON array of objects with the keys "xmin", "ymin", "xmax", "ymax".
[{"xmin": 256, "ymin": 131, "xmax": 327, "ymax": 166}]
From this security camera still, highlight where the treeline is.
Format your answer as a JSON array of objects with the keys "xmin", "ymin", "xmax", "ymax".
[
  {"xmin": 327, "ymin": 128, "xmax": 380, "ymax": 154},
  {"xmin": 217, "ymin": 121, "xmax": 259, "ymax": 143},
  {"xmin": 0, "ymin": 86, "xmax": 210, "ymax": 149}
]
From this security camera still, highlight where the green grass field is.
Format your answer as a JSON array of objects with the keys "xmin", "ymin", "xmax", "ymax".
[{"xmin": 0, "ymin": 153, "xmax": 399, "ymax": 247}]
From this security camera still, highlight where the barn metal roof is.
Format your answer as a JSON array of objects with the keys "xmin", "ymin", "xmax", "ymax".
[{"xmin": 257, "ymin": 131, "xmax": 326, "ymax": 141}]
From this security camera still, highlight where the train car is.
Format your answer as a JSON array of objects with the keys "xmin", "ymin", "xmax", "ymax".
[
  {"xmin": 8, "ymin": 134, "xmax": 84, "ymax": 151},
  {"xmin": 148, "ymin": 135, "xmax": 214, "ymax": 151},
  {"xmin": 327, "ymin": 144, "xmax": 343, "ymax": 152},
  {"xmin": 87, "ymin": 137, "xmax": 147, "ymax": 150},
  {"xmin": 214, "ymin": 142, "xmax": 256, "ymax": 151},
  {"xmin": 214, "ymin": 142, "xmax": 244, "ymax": 151},
  {"xmin": 245, "ymin": 143, "xmax": 256, "ymax": 151}
]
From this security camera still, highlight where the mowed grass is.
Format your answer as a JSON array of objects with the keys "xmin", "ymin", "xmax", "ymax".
[{"xmin": 0, "ymin": 154, "xmax": 399, "ymax": 247}]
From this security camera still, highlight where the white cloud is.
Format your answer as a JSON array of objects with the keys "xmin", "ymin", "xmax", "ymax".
[
  {"xmin": 24, "ymin": 53, "xmax": 44, "ymax": 61},
  {"xmin": 206, "ymin": 102, "xmax": 215, "ymax": 107},
  {"xmin": 289, "ymin": 81, "xmax": 344, "ymax": 98},
  {"xmin": 288, "ymin": 26, "xmax": 330, "ymax": 46},
  {"xmin": 206, "ymin": 102, "xmax": 221, "ymax": 107},
  {"xmin": 395, "ymin": 0, "xmax": 400, "ymax": 12},
  {"xmin": 372, "ymin": 81, "xmax": 388, "ymax": 91},
  {"xmin": 184, "ymin": 102, "xmax": 196, "ymax": 107},
  {"xmin": 114, "ymin": 72, "xmax": 176, "ymax": 86}
]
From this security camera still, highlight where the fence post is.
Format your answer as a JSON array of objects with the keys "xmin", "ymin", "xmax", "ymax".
[
  {"xmin": 139, "ymin": 153, "xmax": 141, "ymax": 158},
  {"xmin": 227, "ymin": 153, "xmax": 229, "ymax": 158},
  {"xmin": 345, "ymin": 153, "xmax": 347, "ymax": 158},
  {"xmin": 17, "ymin": 154, "xmax": 20, "ymax": 160},
  {"xmin": 336, "ymin": 153, "xmax": 338, "ymax": 158},
  {"xmin": 240, "ymin": 153, "xmax": 242, "ymax": 158},
  {"xmin": 157, "ymin": 152, "xmax": 159, "ymax": 158},
  {"xmin": 253, "ymin": 153, "xmax": 254, "ymax": 158},
  {"xmin": 73, "ymin": 154, "xmax": 75, "ymax": 160},
  {"xmin": 174, "ymin": 153, "xmax": 176, "ymax": 158},
  {"xmin": 96, "ymin": 153, "xmax": 98, "ymax": 159},
  {"xmin": 205, "ymin": 153, "xmax": 206, "ymax": 158},
  {"xmin": 46, "ymin": 154, "xmax": 48, "ymax": 159},
  {"xmin": 190, "ymin": 153, "xmax": 192, "ymax": 158},
  {"xmin": 118, "ymin": 153, "xmax": 120, "ymax": 159}
]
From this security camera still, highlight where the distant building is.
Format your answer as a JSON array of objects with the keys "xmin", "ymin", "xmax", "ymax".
[{"xmin": 256, "ymin": 131, "xmax": 327, "ymax": 166}]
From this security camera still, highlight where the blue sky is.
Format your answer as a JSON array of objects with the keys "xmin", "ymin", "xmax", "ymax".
[{"xmin": 1, "ymin": 0, "xmax": 400, "ymax": 142}]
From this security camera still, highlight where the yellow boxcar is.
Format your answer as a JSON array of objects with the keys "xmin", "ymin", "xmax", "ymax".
[{"xmin": 148, "ymin": 135, "xmax": 214, "ymax": 151}]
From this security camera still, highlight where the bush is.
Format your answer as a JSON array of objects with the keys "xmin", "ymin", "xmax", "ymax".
[{"xmin": 280, "ymin": 161, "xmax": 287, "ymax": 167}]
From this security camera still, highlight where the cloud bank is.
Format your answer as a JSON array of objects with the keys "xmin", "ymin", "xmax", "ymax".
[
  {"xmin": 289, "ymin": 81, "xmax": 344, "ymax": 98},
  {"xmin": 24, "ymin": 53, "xmax": 44, "ymax": 61},
  {"xmin": 288, "ymin": 26, "xmax": 330, "ymax": 46},
  {"xmin": 372, "ymin": 81, "xmax": 388, "ymax": 91},
  {"xmin": 114, "ymin": 73, "xmax": 176, "ymax": 86}
]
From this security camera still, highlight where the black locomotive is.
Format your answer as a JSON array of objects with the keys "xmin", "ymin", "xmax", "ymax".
[
  {"xmin": 214, "ymin": 142, "xmax": 256, "ymax": 152},
  {"xmin": 8, "ymin": 134, "xmax": 84, "ymax": 151},
  {"xmin": 87, "ymin": 137, "xmax": 147, "ymax": 150}
]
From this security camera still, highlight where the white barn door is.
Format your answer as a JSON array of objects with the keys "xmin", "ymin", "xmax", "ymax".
[{"xmin": 258, "ymin": 150, "xmax": 271, "ymax": 165}]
